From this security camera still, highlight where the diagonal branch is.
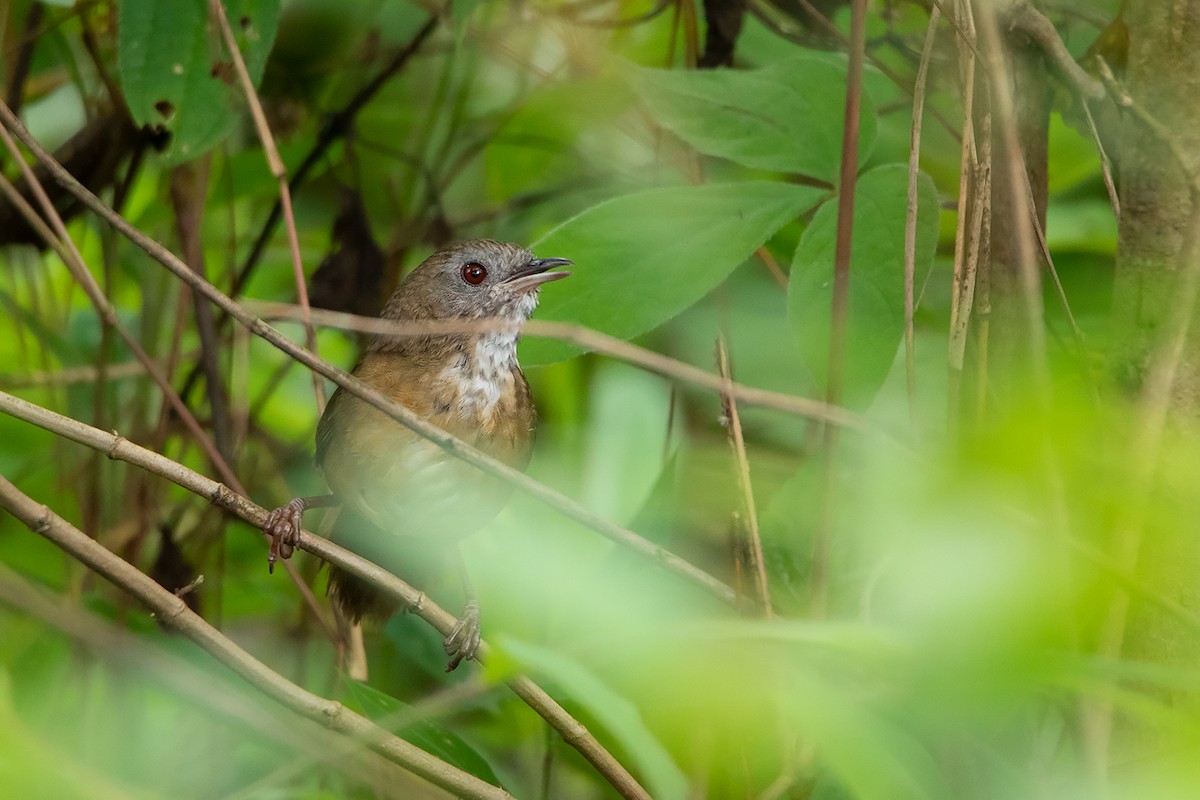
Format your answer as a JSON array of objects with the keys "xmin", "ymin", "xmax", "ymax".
[
  {"xmin": 0, "ymin": 562, "xmax": 422, "ymax": 799},
  {"xmin": 208, "ymin": 0, "xmax": 325, "ymax": 413},
  {"xmin": 250, "ymin": 302, "xmax": 868, "ymax": 429},
  {"xmin": 0, "ymin": 389, "xmax": 652, "ymax": 800},
  {"xmin": 0, "ymin": 474, "xmax": 513, "ymax": 800}
]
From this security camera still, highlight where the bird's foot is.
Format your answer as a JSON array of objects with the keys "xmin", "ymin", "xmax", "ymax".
[
  {"xmin": 443, "ymin": 599, "xmax": 481, "ymax": 671},
  {"xmin": 263, "ymin": 497, "xmax": 308, "ymax": 573}
]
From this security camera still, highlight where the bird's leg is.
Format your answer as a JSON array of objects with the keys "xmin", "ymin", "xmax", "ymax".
[
  {"xmin": 263, "ymin": 494, "xmax": 338, "ymax": 573},
  {"xmin": 443, "ymin": 550, "xmax": 482, "ymax": 671}
]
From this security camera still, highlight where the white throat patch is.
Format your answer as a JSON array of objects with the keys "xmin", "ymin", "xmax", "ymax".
[{"xmin": 444, "ymin": 331, "xmax": 519, "ymax": 418}]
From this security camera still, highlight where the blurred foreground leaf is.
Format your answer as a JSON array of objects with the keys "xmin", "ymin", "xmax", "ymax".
[
  {"xmin": 0, "ymin": 670, "xmax": 149, "ymax": 800},
  {"xmin": 499, "ymin": 636, "xmax": 689, "ymax": 800},
  {"xmin": 342, "ymin": 680, "xmax": 502, "ymax": 787}
]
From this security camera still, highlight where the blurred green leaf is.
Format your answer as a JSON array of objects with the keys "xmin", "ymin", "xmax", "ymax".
[
  {"xmin": 524, "ymin": 181, "xmax": 827, "ymax": 364},
  {"xmin": 499, "ymin": 637, "xmax": 689, "ymax": 800},
  {"xmin": 117, "ymin": 0, "xmax": 281, "ymax": 163},
  {"xmin": 341, "ymin": 680, "xmax": 502, "ymax": 787},
  {"xmin": 579, "ymin": 362, "xmax": 676, "ymax": 524},
  {"xmin": 632, "ymin": 56, "xmax": 876, "ymax": 182},
  {"xmin": 788, "ymin": 164, "xmax": 939, "ymax": 407},
  {"xmin": 0, "ymin": 671, "xmax": 150, "ymax": 800}
]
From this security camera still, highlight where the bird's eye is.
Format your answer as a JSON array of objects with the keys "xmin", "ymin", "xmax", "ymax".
[{"xmin": 461, "ymin": 262, "xmax": 488, "ymax": 285}]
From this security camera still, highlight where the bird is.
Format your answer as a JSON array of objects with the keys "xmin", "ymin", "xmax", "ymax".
[{"xmin": 263, "ymin": 239, "xmax": 571, "ymax": 670}]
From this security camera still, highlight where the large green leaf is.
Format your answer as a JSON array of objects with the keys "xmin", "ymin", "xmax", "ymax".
[
  {"xmin": 523, "ymin": 181, "xmax": 826, "ymax": 364},
  {"xmin": 341, "ymin": 680, "xmax": 502, "ymax": 787},
  {"xmin": 118, "ymin": 0, "xmax": 281, "ymax": 163},
  {"xmin": 788, "ymin": 164, "xmax": 939, "ymax": 407},
  {"xmin": 632, "ymin": 56, "xmax": 876, "ymax": 183},
  {"xmin": 499, "ymin": 637, "xmax": 689, "ymax": 800}
]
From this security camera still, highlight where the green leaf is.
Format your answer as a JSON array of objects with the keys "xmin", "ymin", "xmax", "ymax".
[
  {"xmin": 523, "ymin": 181, "xmax": 827, "ymax": 365},
  {"xmin": 117, "ymin": 0, "xmax": 281, "ymax": 163},
  {"xmin": 788, "ymin": 164, "xmax": 940, "ymax": 407},
  {"xmin": 632, "ymin": 56, "xmax": 877, "ymax": 183},
  {"xmin": 579, "ymin": 362, "xmax": 677, "ymax": 525},
  {"xmin": 341, "ymin": 680, "xmax": 503, "ymax": 787},
  {"xmin": 499, "ymin": 637, "xmax": 689, "ymax": 800}
]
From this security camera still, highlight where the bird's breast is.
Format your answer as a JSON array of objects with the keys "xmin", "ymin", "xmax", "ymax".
[{"xmin": 317, "ymin": 337, "xmax": 535, "ymax": 544}]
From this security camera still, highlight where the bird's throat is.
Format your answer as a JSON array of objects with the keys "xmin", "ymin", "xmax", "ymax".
[{"xmin": 441, "ymin": 332, "xmax": 520, "ymax": 419}]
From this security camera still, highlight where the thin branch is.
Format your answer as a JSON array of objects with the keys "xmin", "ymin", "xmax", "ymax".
[
  {"xmin": 170, "ymin": 159, "xmax": 236, "ymax": 465},
  {"xmin": 0, "ymin": 563, "xmax": 420, "ymax": 800},
  {"xmin": 1008, "ymin": 1, "xmax": 1105, "ymax": 102},
  {"xmin": 905, "ymin": 4, "xmax": 940, "ymax": 428},
  {"xmin": 0, "ymin": 356, "xmax": 186, "ymax": 388},
  {"xmin": 0, "ymin": 389, "xmax": 652, "ymax": 800},
  {"xmin": 1082, "ymin": 100, "xmax": 1120, "ymax": 219},
  {"xmin": 249, "ymin": 302, "xmax": 868, "ymax": 430},
  {"xmin": 813, "ymin": 0, "xmax": 867, "ymax": 616},
  {"xmin": 177, "ymin": 15, "xmax": 441, "ymax": 405},
  {"xmin": 756, "ymin": 245, "xmax": 789, "ymax": 289},
  {"xmin": 227, "ymin": 14, "xmax": 441, "ymax": 304},
  {"xmin": 716, "ymin": 337, "xmax": 771, "ymax": 616},
  {"xmin": 948, "ymin": 0, "xmax": 982, "ymax": 423},
  {"xmin": 0, "ymin": 132, "xmax": 236, "ymax": 489},
  {"xmin": 208, "ymin": 0, "xmax": 325, "ymax": 413},
  {"xmin": 0, "ymin": 474, "xmax": 514, "ymax": 800}
]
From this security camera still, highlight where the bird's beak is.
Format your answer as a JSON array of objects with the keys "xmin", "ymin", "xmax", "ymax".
[{"xmin": 503, "ymin": 257, "xmax": 573, "ymax": 293}]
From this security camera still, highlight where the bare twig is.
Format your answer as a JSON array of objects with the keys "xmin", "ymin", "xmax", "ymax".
[
  {"xmin": 813, "ymin": 0, "xmax": 867, "ymax": 616},
  {"xmin": 170, "ymin": 158, "xmax": 235, "ymax": 464},
  {"xmin": 0, "ymin": 389, "xmax": 652, "ymax": 800},
  {"xmin": 0, "ymin": 357, "xmax": 187, "ymax": 388},
  {"xmin": 178, "ymin": 15, "xmax": 440, "ymax": 407},
  {"xmin": 249, "ymin": 303, "xmax": 867, "ymax": 430},
  {"xmin": 756, "ymin": 245, "xmax": 788, "ymax": 289},
  {"xmin": 1082, "ymin": 100, "xmax": 1120, "ymax": 218},
  {"xmin": 948, "ymin": 0, "xmax": 982, "ymax": 422},
  {"xmin": 208, "ymin": 0, "xmax": 325, "ymax": 413},
  {"xmin": 1008, "ymin": 1, "xmax": 1105, "ymax": 101},
  {"xmin": 716, "ymin": 337, "xmax": 771, "ymax": 615},
  {"xmin": 905, "ymin": 4, "xmax": 940, "ymax": 427}
]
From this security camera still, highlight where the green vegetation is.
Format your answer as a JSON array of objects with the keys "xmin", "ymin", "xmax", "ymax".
[{"xmin": 4, "ymin": 1, "xmax": 1199, "ymax": 798}]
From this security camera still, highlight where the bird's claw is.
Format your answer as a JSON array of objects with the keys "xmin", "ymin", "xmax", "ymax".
[
  {"xmin": 443, "ymin": 599, "xmax": 481, "ymax": 671},
  {"xmin": 264, "ymin": 497, "xmax": 307, "ymax": 574}
]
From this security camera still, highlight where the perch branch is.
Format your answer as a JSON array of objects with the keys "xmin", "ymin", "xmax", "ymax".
[{"xmin": 0, "ymin": 390, "xmax": 652, "ymax": 800}]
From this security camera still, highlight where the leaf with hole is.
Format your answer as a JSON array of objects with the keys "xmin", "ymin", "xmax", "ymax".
[{"xmin": 118, "ymin": 0, "xmax": 281, "ymax": 163}]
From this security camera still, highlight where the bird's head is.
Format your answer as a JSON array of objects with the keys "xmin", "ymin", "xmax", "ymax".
[{"xmin": 387, "ymin": 239, "xmax": 572, "ymax": 322}]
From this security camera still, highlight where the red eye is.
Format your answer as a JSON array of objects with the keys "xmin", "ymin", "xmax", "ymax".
[{"xmin": 461, "ymin": 262, "xmax": 487, "ymax": 285}]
